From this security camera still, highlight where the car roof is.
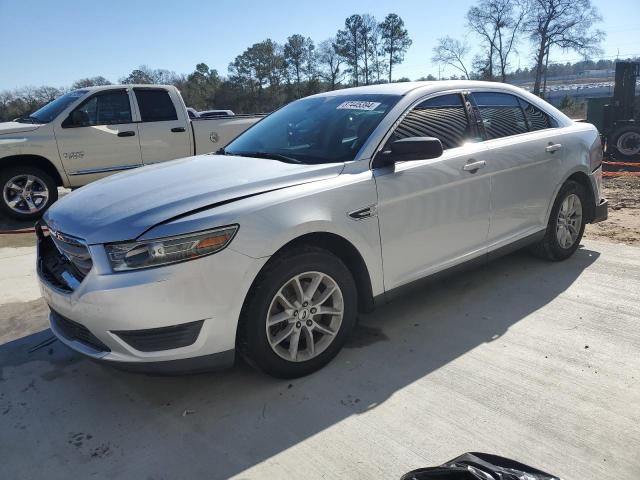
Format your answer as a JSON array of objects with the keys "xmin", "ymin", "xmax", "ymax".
[
  {"xmin": 75, "ymin": 84, "xmax": 175, "ymax": 92},
  {"xmin": 308, "ymin": 80, "xmax": 533, "ymax": 97}
]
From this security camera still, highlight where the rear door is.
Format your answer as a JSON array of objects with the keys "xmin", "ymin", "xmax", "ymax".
[
  {"xmin": 53, "ymin": 89, "xmax": 142, "ymax": 186},
  {"xmin": 469, "ymin": 91, "xmax": 565, "ymax": 248},
  {"xmin": 133, "ymin": 88, "xmax": 191, "ymax": 164},
  {"xmin": 374, "ymin": 92, "xmax": 492, "ymax": 290}
]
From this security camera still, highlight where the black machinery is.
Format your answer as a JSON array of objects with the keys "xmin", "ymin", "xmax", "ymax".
[{"xmin": 601, "ymin": 61, "xmax": 640, "ymax": 158}]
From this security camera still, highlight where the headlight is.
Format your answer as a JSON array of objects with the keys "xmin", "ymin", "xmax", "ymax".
[{"xmin": 105, "ymin": 225, "xmax": 238, "ymax": 272}]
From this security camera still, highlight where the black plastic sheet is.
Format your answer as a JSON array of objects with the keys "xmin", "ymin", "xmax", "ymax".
[{"xmin": 401, "ymin": 452, "xmax": 560, "ymax": 480}]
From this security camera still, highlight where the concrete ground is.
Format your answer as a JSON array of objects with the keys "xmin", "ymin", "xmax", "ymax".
[{"xmin": 1, "ymin": 234, "xmax": 639, "ymax": 480}]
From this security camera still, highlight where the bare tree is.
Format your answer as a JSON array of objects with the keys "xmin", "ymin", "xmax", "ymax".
[
  {"xmin": 523, "ymin": 0, "xmax": 604, "ymax": 95},
  {"xmin": 71, "ymin": 76, "xmax": 112, "ymax": 89},
  {"xmin": 432, "ymin": 37, "xmax": 471, "ymax": 79},
  {"xmin": 467, "ymin": 0, "xmax": 526, "ymax": 82},
  {"xmin": 317, "ymin": 39, "xmax": 345, "ymax": 90},
  {"xmin": 380, "ymin": 13, "xmax": 412, "ymax": 83}
]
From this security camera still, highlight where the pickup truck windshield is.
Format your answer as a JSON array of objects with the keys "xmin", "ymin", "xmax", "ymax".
[
  {"xmin": 25, "ymin": 90, "xmax": 88, "ymax": 123},
  {"xmin": 225, "ymin": 94, "xmax": 401, "ymax": 164}
]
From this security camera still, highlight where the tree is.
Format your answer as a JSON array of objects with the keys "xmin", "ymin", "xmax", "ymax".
[
  {"xmin": 317, "ymin": 38, "xmax": 345, "ymax": 90},
  {"xmin": 119, "ymin": 65, "xmax": 179, "ymax": 84},
  {"xmin": 359, "ymin": 14, "xmax": 378, "ymax": 84},
  {"xmin": 432, "ymin": 37, "xmax": 471, "ymax": 79},
  {"xmin": 284, "ymin": 34, "xmax": 315, "ymax": 96},
  {"xmin": 522, "ymin": 0, "xmax": 605, "ymax": 95},
  {"xmin": 336, "ymin": 14, "xmax": 365, "ymax": 86},
  {"xmin": 466, "ymin": 0, "xmax": 526, "ymax": 82},
  {"xmin": 380, "ymin": 13, "xmax": 412, "ymax": 83},
  {"xmin": 228, "ymin": 39, "xmax": 286, "ymax": 111},
  {"xmin": 71, "ymin": 76, "xmax": 112, "ymax": 89}
]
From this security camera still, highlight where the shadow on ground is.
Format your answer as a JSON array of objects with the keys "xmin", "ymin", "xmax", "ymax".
[{"xmin": 0, "ymin": 246, "xmax": 599, "ymax": 479}]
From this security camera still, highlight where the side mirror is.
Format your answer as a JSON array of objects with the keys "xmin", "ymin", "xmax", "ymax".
[{"xmin": 374, "ymin": 137, "xmax": 443, "ymax": 167}]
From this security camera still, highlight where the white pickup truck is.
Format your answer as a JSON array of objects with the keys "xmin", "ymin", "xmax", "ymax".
[{"xmin": 0, "ymin": 85, "xmax": 263, "ymax": 219}]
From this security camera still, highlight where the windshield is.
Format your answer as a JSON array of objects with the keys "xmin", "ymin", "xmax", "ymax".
[
  {"xmin": 225, "ymin": 94, "xmax": 401, "ymax": 164},
  {"xmin": 26, "ymin": 90, "xmax": 88, "ymax": 123}
]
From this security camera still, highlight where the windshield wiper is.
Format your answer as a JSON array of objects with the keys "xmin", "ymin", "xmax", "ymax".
[{"xmin": 229, "ymin": 151, "xmax": 303, "ymax": 164}]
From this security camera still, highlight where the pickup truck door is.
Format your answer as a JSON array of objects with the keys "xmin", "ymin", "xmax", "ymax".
[
  {"xmin": 132, "ymin": 88, "xmax": 192, "ymax": 164},
  {"xmin": 374, "ymin": 93, "xmax": 491, "ymax": 291},
  {"xmin": 53, "ymin": 89, "xmax": 142, "ymax": 186}
]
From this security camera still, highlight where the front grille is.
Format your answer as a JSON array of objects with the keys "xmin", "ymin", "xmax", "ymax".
[
  {"xmin": 51, "ymin": 310, "xmax": 110, "ymax": 352},
  {"xmin": 113, "ymin": 320, "xmax": 204, "ymax": 352},
  {"xmin": 37, "ymin": 223, "xmax": 91, "ymax": 291}
]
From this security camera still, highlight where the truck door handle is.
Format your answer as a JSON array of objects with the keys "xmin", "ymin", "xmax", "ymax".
[
  {"xmin": 545, "ymin": 143, "xmax": 562, "ymax": 153},
  {"xmin": 117, "ymin": 131, "xmax": 135, "ymax": 137},
  {"xmin": 463, "ymin": 160, "xmax": 486, "ymax": 173},
  {"xmin": 171, "ymin": 127, "xmax": 186, "ymax": 133}
]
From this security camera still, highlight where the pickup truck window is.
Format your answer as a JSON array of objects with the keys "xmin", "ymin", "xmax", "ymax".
[
  {"xmin": 389, "ymin": 93, "xmax": 472, "ymax": 150},
  {"xmin": 26, "ymin": 90, "xmax": 88, "ymax": 124},
  {"xmin": 471, "ymin": 92, "xmax": 528, "ymax": 140},
  {"xmin": 225, "ymin": 94, "xmax": 401, "ymax": 164},
  {"xmin": 66, "ymin": 90, "xmax": 132, "ymax": 127},
  {"xmin": 134, "ymin": 89, "xmax": 178, "ymax": 122}
]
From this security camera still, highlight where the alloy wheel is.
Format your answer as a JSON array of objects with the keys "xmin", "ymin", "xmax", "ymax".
[
  {"xmin": 265, "ymin": 271, "xmax": 344, "ymax": 363},
  {"xmin": 2, "ymin": 174, "xmax": 50, "ymax": 214},
  {"xmin": 556, "ymin": 193, "xmax": 583, "ymax": 249}
]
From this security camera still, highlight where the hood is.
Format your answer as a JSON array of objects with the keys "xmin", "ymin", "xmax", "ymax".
[
  {"xmin": 0, "ymin": 121, "xmax": 41, "ymax": 135},
  {"xmin": 45, "ymin": 154, "xmax": 344, "ymax": 244}
]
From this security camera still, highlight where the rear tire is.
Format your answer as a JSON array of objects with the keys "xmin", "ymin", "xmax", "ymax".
[
  {"xmin": 529, "ymin": 180, "xmax": 587, "ymax": 261},
  {"xmin": 0, "ymin": 166, "xmax": 58, "ymax": 221},
  {"xmin": 238, "ymin": 246, "xmax": 357, "ymax": 378}
]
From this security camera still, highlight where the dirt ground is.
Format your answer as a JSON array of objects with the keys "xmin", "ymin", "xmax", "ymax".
[{"xmin": 584, "ymin": 177, "xmax": 640, "ymax": 245}]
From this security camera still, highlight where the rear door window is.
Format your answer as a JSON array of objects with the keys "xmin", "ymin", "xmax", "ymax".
[
  {"xmin": 518, "ymin": 99, "xmax": 558, "ymax": 131},
  {"xmin": 471, "ymin": 92, "xmax": 528, "ymax": 140},
  {"xmin": 390, "ymin": 93, "xmax": 473, "ymax": 150},
  {"xmin": 134, "ymin": 89, "xmax": 178, "ymax": 122}
]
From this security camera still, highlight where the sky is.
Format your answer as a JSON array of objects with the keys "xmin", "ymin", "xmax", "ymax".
[{"xmin": 0, "ymin": 0, "xmax": 638, "ymax": 90}]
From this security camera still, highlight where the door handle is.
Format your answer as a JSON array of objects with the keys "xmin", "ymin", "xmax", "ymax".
[
  {"xmin": 463, "ymin": 160, "xmax": 486, "ymax": 173},
  {"xmin": 545, "ymin": 143, "xmax": 562, "ymax": 153},
  {"xmin": 171, "ymin": 127, "xmax": 186, "ymax": 133},
  {"xmin": 117, "ymin": 131, "xmax": 135, "ymax": 137}
]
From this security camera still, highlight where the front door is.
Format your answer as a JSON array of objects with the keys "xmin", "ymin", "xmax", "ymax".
[
  {"xmin": 374, "ymin": 93, "xmax": 491, "ymax": 291},
  {"xmin": 54, "ymin": 89, "xmax": 142, "ymax": 186},
  {"xmin": 133, "ymin": 88, "xmax": 191, "ymax": 164}
]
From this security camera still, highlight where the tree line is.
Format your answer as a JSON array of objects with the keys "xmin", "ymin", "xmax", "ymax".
[
  {"xmin": 431, "ymin": 0, "xmax": 605, "ymax": 95},
  {"xmin": 0, "ymin": 1, "xmax": 612, "ymax": 121}
]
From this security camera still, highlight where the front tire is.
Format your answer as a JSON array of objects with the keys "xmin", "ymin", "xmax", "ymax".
[
  {"xmin": 529, "ymin": 180, "xmax": 587, "ymax": 261},
  {"xmin": 0, "ymin": 166, "xmax": 58, "ymax": 220},
  {"xmin": 238, "ymin": 246, "xmax": 357, "ymax": 378}
]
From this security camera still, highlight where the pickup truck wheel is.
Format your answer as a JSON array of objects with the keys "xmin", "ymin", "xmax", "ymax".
[
  {"xmin": 529, "ymin": 180, "xmax": 586, "ymax": 261},
  {"xmin": 238, "ymin": 246, "xmax": 357, "ymax": 378},
  {"xmin": 0, "ymin": 167, "xmax": 57, "ymax": 220}
]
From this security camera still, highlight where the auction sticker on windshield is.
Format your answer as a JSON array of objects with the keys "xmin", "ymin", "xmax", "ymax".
[{"xmin": 337, "ymin": 101, "xmax": 381, "ymax": 111}]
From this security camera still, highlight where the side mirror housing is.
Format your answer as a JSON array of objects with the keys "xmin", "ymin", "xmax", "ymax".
[{"xmin": 374, "ymin": 137, "xmax": 443, "ymax": 167}]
